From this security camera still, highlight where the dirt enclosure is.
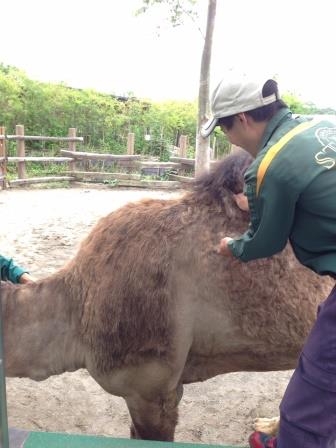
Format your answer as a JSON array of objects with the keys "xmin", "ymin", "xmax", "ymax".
[{"xmin": 1, "ymin": 186, "xmax": 293, "ymax": 447}]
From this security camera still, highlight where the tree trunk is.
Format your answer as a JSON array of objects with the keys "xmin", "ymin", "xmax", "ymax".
[{"xmin": 195, "ymin": 0, "xmax": 217, "ymax": 177}]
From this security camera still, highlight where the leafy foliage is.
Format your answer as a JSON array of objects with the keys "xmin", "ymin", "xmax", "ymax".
[
  {"xmin": 282, "ymin": 92, "xmax": 336, "ymax": 115},
  {"xmin": 0, "ymin": 63, "xmax": 203, "ymax": 158},
  {"xmin": 135, "ymin": 0, "xmax": 198, "ymax": 28},
  {"xmin": 0, "ymin": 63, "xmax": 334, "ymax": 175}
]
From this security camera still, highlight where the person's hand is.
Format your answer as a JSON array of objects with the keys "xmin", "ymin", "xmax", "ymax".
[
  {"xmin": 233, "ymin": 193, "xmax": 249, "ymax": 212},
  {"xmin": 19, "ymin": 273, "xmax": 36, "ymax": 284},
  {"xmin": 217, "ymin": 237, "xmax": 234, "ymax": 256}
]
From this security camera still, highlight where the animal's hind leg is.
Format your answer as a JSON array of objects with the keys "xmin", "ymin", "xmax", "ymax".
[{"xmin": 125, "ymin": 385, "xmax": 183, "ymax": 441}]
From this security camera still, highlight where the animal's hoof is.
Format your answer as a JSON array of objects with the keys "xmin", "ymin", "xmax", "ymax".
[{"xmin": 253, "ymin": 417, "xmax": 280, "ymax": 436}]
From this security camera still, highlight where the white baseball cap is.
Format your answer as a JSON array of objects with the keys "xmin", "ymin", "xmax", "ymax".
[{"xmin": 201, "ymin": 75, "xmax": 279, "ymax": 138}]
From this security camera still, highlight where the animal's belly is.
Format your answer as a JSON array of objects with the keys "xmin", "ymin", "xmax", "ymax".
[
  {"xmin": 183, "ymin": 307, "xmax": 301, "ymax": 383},
  {"xmin": 182, "ymin": 346, "xmax": 300, "ymax": 384}
]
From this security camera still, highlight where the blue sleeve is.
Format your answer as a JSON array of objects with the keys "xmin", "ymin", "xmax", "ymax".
[{"xmin": 0, "ymin": 255, "xmax": 28, "ymax": 283}]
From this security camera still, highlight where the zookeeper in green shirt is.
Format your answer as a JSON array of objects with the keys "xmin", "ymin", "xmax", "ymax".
[{"xmin": 201, "ymin": 73, "xmax": 336, "ymax": 448}]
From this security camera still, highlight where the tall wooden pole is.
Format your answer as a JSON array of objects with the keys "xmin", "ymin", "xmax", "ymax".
[{"xmin": 195, "ymin": 0, "xmax": 217, "ymax": 177}]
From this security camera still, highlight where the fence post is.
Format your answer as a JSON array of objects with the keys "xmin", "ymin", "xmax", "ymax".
[
  {"xmin": 178, "ymin": 135, "xmax": 188, "ymax": 158},
  {"xmin": 0, "ymin": 127, "xmax": 7, "ymax": 189},
  {"xmin": 127, "ymin": 133, "xmax": 135, "ymax": 155},
  {"xmin": 68, "ymin": 128, "xmax": 76, "ymax": 171},
  {"xmin": 16, "ymin": 125, "xmax": 26, "ymax": 179}
]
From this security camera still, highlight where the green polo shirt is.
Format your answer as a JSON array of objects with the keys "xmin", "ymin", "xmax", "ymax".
[
  {"xmin": 0, "ymin": 255, "xmax": 27, "ymax": 283},
  {"xmin": 228, "ymin": 108, "xmax": 336, "ymax": 277}
]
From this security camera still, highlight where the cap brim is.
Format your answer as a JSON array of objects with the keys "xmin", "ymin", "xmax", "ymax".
[{"xmin": 200, "ymin": 117, "xmax": 218, "ymax": 138}]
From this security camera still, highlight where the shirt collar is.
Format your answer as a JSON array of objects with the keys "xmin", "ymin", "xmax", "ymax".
[{"xmin": 259, "ymin": 107, "xmax": 292, "ymax": 151}]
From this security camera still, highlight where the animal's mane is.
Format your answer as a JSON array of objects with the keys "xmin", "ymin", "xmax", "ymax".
[{"xmin": 192, "ymin": 149, "xmax": 253, "ymax": 204}]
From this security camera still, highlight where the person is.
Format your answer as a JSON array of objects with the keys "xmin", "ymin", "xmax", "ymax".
[
  {"xmin": 201, "ymin": 74, "xmax": 336, "ymax": 448},
  {"xmin": 0, "ymin": 254, "xmax": 35, "ymax": 284}
]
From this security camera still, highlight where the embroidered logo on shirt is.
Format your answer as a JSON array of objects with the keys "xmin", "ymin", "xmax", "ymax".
[{"xmin": 315, "ymin": 127, "xmax": 336, "ymax": 169}]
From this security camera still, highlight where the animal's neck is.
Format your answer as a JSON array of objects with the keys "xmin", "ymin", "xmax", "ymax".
[{"xmin": 1, "ymin": 275, "xmax": 85, "ymax": 380}]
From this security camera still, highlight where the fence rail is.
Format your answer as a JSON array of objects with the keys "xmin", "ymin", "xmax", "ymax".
[
  {"xmin": 7, "ymin": 157, "xmax": 73, "ymax": 162},
  {"xmin": 0, "ymin": 135, "xmax": 83, "ymax": 142},
  {"xmin": 60, "ymin": 150, "xmax": 141, "ymax": 161},
  {"xmin": 10, "ymin": 176, "xmax": 75, "ymax": 186},
  {"xmin": 0, "ymin": 125, "xmax": 197, "ymax": 190}
]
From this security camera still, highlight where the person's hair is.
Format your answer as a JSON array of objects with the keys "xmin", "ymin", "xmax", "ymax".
[{"xmin": 218, "ymin": 79, "xmax": 287, "ymax": 131}]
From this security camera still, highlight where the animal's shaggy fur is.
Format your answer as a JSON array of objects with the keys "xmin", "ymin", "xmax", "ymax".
[{"xmin": 1, "ymin": 149, "xmax": 334, "ymax": 441}]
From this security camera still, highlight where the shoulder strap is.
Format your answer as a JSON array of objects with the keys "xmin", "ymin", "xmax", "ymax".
[{"xmin": 256, "ymin": 118, "xmax": 321, "ymax": 195}]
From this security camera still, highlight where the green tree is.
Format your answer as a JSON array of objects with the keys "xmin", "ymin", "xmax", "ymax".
[
  {"xmin": 2, "ymin": 62, "xmax": 332, "ymax": 169},
  {"xmin": 136, "ymin": 0, "xmax": 217, "ymax": 176}
]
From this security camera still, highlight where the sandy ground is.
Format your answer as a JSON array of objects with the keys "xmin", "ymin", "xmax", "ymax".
[{"xmin": 0, "ymin": 185, "xmax": 293, "ymax": 447}]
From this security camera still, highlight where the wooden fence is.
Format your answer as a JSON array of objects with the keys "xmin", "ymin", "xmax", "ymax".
[{"xmin": 0, "ymin": 126, "xmax": 211, "ymax": 190}]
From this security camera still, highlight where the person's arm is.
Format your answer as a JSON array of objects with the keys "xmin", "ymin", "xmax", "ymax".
[
  {"xmin": 224, "ymin": 176, "xmax": 298, "ymax": 261},
  {"xmin": 0, "ymin": 255, "xmax": 35, "ymax": 284},
  {"xmin": 19, "ymin": 272, "xmax": 36, "ymax": 284}
]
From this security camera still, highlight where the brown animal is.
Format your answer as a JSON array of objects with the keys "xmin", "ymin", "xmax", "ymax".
[{"xmin": 1, "ymin": 150, "xmax": 333, "ymax": 442}]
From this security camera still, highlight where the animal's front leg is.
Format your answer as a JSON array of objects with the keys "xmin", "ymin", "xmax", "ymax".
[{"xmin": 125, "ymin": 389, "xmax": 180, "ymax": 441}]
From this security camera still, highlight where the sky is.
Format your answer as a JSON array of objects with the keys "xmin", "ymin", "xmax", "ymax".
[{"xmin": 1, "ymin": 0, "xmax": 336, "ymax": 109}]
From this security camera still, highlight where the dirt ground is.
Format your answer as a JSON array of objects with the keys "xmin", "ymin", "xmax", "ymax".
[{"xmin": 1, "ymin": 185, "xmax": 293, "ymax": 447}]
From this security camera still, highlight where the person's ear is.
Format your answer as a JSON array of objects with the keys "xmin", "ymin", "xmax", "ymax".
[{"xmin": 237, "ymin": 112, "xmax": 248, "ymax": 126}]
